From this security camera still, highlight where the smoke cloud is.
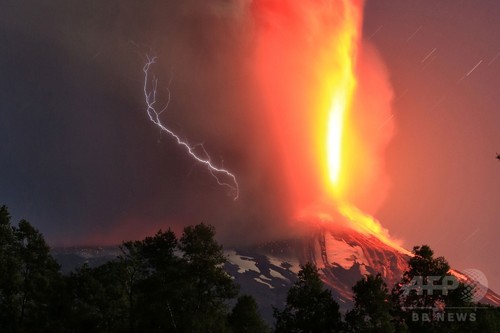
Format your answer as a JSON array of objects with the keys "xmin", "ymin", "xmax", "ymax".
[
  {"xmin": 344, "ymin": 42, "xmax": 395, "ymax": 214},
  {"xmin": 0, "ymin": 0, "xmax": 395, "ymax": 247},
  {"xmin": 249, "ymin": 0, "xmax": 395, "ymax": 233}
]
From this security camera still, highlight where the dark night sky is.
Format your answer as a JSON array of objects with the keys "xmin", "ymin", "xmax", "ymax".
[{"xmin": 1, "ymin": 0, "xmax": 500, "ymax": 292}]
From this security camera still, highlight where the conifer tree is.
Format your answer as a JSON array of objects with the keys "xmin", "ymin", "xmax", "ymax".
[
  {"xmin": 228, "ymin": 294, "xmax": 269, "ymax": 333},
  {"xmin": 274, "ymin": 262, "xmax": 342, "ymax": 333},
  {"xmin": 346, "ymin": 273, "xmax": 394, "ymax": 333}
]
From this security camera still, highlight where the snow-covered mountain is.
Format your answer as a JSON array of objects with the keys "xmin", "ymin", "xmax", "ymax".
[
  {"xmin": 224, "ymin": 224, "xmax": 500, "ymax": 322},
  {"xmin": 52, "ymin": 225, "xmax": 500, "ymax": 324},
  {"xmin": 224, "ymin": 225, "xmax": 411, "ymax": 322}
]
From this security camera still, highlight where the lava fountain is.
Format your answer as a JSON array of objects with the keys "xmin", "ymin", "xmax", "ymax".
[{"xmin": 253, "ymin": 0, "xmax": 404, "ymax": 251}]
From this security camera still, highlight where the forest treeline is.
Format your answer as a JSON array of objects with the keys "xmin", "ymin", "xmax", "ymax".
[{"xmin": 1, "ymin": 205, "xmax": 499, "ymax": 333}]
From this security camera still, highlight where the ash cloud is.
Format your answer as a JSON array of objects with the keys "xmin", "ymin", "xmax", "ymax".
[
  {"xmin": 0, "ymin": 0, "xmax": 394, "ymax": 247},
  {"xmin": 343, "ymin": 42, "xmax": 395, "ymax": 215}
]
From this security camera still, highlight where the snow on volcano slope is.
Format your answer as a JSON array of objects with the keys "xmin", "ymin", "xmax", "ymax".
[
  {"xmin": 224, "ymin": 226, "xmax": 411, "ymax": 322},
  {"xmin": 225, "ymin": 225, "xmax": 500, "ymax": 323}
]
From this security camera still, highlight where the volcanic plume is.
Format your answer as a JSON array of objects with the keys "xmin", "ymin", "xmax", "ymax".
[
  {"xmin": 55, "ymin": 0, "xmax": 401, "ymax": 248},
  {"xmin": 251, "ymin": 0, "xmax": 400, "ymax": 249}
]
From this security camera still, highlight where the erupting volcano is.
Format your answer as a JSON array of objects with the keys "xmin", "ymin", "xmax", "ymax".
[
  {"xmin": 225, "ymin": 0, "xmax": 500, "ymax": 320},
  {"xmin": 253, "ymin": 0, "xmax": 402, "ymax": 251}
]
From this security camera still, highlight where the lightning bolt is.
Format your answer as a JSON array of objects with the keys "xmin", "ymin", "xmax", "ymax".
[{"xmin": 143, "ymin": 55, "xmax": 239, "ymax": 200}]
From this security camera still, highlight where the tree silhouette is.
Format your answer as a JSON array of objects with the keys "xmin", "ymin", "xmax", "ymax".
[
  {"xmin": 119, "ymin": 229, "xmax": 181, "ymax": 332},
  {"xmin": 178, "ymin": 223, "xmax": 238, "ymax": 332},
  {"xmin": 274, "ymin": 262, "xmax": 342, "ymax": 333},
  {"xmin": 3, "ymin": 203, "xmax": 500, "ymax": 333},
  {"xmin": 392, "ymin": 245, "xmax": 474, "ymax": 333},
  {"xmin": 0, "ymin": 206, "xmax": 63, "ymax": 332},
  {"xmin": 228, "ymin": 294, "xmax": 269, "ymax": 333},
  {"xmin": 346, "ymin": 273, "xmax": 394, "ymax": 333}
]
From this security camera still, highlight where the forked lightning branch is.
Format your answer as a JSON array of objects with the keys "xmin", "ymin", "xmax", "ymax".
[{"xmin": 143, "ymin": 56, "xmax": 239, "ymax": 200}]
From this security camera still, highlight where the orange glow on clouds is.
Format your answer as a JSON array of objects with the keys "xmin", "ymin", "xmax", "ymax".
[{"xmin": 253, "ymin": 0, "xmax": 404, "ymax": 250}]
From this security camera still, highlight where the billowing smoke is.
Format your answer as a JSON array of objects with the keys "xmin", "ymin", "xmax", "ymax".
[
  {"xmin": 342, "ymin": 42, "xmax": 395, "ymax": 215},
  {"xmin": 1, "ymin": 0, "xmax": 396, "ymax": 247},
  {"xmin": 249, "ymin": 0, "xmax": 396, "ymax": 238}
]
